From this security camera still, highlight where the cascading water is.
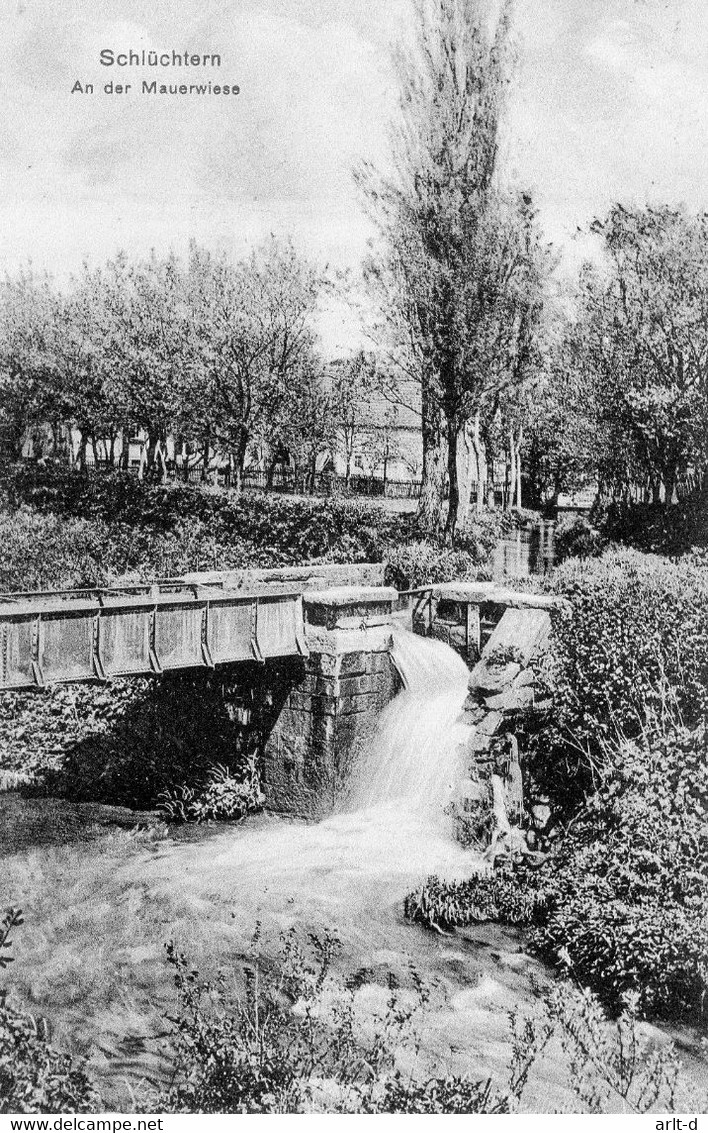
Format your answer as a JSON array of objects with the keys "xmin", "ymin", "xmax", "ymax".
[
  {"xmin": 135, "ymin": 630, "xmax": 476, "ymax": 959},
  {"xmin": 344, "ymin": 629, "xmax": 472, "ymax": 826}
]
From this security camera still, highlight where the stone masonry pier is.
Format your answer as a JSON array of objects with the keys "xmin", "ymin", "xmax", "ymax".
[{"xmin": 264, "ymin": 586, "xmax": 399, "ymax": 818}]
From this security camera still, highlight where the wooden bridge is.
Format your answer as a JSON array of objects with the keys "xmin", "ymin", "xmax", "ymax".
[{"xmin": 0, "ymin": 580, "xmax": 310, "ymax": 690}]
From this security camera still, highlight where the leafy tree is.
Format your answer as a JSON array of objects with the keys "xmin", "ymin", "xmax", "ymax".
[
  {"xmin": 329, "ymin": 352, "xmax": 381, "ymax": 488},
  {"xmin": 577, "ymin": 204, "xmax": 708, "ymax": 507},
  {"xmin": 182, "ymin": 238, "xmax": 325, "ymax": 489},
  {"xmin": 99, "ymin": 251, "xmax": 188, "ymax": 479},
  {"xmin": 357, "ymin": 0, "xmax": 551, "ymax": 539},
  {"xmin": 0, "ymin": 269, "xmax": 60, "ymax": 461}
]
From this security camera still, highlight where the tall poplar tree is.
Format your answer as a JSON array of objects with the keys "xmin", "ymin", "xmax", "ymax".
[{"xmin": 357, "ymin": 0, "xmax": 549, "ymax": 539}]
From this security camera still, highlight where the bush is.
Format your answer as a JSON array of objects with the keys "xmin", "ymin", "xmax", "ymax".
[
  {"xmin": 159, "ymin": 757, "xmax": 265, "ymax": 823},
  {"xmin": 4, "ymin": 669, "xmax": 271, "ymax": 811},
  {"xmin": 0, "ymin": 909, "xmax": 98, "ymax": 1113},
  {"xmin": 406, "ymin": 722, "xmax": 708, "ymax": 1022},
  {"xmin": 554, "ymin": 514, "xmax": 606, "ymax": 564},
  {"xmin": 383, "ymin": 541, "xmax": 484, "ymax": 590},
  {"xmin": 0, "ymin": 464, "xmax": 513, "ymax": 583},
  {"xmin": 159, "ymin": 928, "xmax": 513, "ymax": 1114},
  {"xmin": 1, "ymin": 465, "xmax": 402, "ymax": 567},
  {"xmin": 535, "ymin": 551, "xmax": 708, "ymax": 809},
  {"xmin": 593, "ymin": 495, "xmax": 708, "ymax": 555}
]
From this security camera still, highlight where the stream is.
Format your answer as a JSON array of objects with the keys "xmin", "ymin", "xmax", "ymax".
[{"xmin": 2, "ymin": 623, "xmax": 706, "ymax": 1112}]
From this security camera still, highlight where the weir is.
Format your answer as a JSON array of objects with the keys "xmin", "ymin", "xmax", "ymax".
[
  {"xmin": 345, "ymin": 631, "xmax": 470, "ymax": 823},
  {"xmin": 0, "ymin": 563, "xmax": 566, "ymax": 835}
]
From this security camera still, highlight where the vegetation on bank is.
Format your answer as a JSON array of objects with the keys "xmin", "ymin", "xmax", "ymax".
[
  {"xmin": 0, "ymin": 463, "xmax": 516, "ymax": 590},
  {"xmin": 1, "ymin": 901, "xmax": 697, "ymax": 1114},
  {"xmin": 407, "ymin": 551, "xmax": 708, "ymax": 1025}
]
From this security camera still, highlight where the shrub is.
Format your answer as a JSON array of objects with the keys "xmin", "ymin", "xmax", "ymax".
[
  {"xmin": 1, "ymin": 465, "xmax": 402, "ymax": 566},
  {"xmin": 384, "ymin": 541, "xmax": 483, "ymax": 590},
  {"xmin": 592, "ymin": 495, "xmax": 708, "ymax": 554},
  {"xmin": 535, "ymin": 551, "xmax": 708, "ymax": 809},
  {"xmin": 0, "ymin": 509, "xmax": 111, "ymax": 592},
  {"xmin": 0, "ymin": 909, "xmax": 98, "ymax": 1113},
  {"xmin": 7, "ymin": 670, "xmax": 271, "ymax": 811},
  {"xmin": 159, "ymin": 757, "xmax": 265, "ymax": 824},
  {"xmin": 554, "ymin": 514, "xmax": 606, "ymax": 564},
  {"xmin": 159, "ymin": 928, "xmax": 514, "ymax": 1114},
  {"xmin": 539, "ymin": 982, "xmax": 686, "ymax": 1114},
  {"xmin": 407, "ymin": 722, "xmax": 708, "ymax": 1022}
]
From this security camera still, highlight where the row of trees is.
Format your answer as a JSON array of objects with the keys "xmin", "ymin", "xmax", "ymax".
[
  {"xmin": 0, "ymin": 242, "xmax": 408, "ymax": 490},
  {"xmin": 2, "ymin": 0, "xmax": 708, "ymax": 534}
]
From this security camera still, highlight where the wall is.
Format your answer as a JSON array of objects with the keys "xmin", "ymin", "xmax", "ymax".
[
  {"xmin": 415, "ymin": 582, "xmax": 567, "ymax": 850},
  {"xmin": 263, "ymin": 587, "xmax": 399, "ymax": 818}
]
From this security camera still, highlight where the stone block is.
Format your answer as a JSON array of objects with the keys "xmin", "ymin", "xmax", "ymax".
[
  {"xmin": 483, "ymin": 686, "xmax": 535, "ymax": 713},
  {"xmin": 470, "ymin": 732, "xmax": 495, "ymax": 754},
  {"xmin": 338, "ymin": 673, "xmax": 374, "ymax": 697},
  {"xmin": 340, "ymin": 651, "xmax": 369, "ymax": 676},
  {"xmin": 470, "ymin": 660, "xmax": 522, "ymax": 695},
  {"xmin": 305, "ymin": 625, "xmax": 393, "ymax": 657},
  {"xmin": 311, "ymin": 714, "xmax": 336, "ymax": 751},
  {"xmin": 511, "ymin": 669, "xmax": 536, "ymax": 689},
  {"xmin": 481, "ymin": 607, "xmax": 552, "ymax": 667},
  {"xmin": 476, "ymin": 710, "xmax": 505, "ymax": 736}
]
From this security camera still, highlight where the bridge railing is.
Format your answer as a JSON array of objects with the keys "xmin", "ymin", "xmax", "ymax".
[{"xmin": 0, "ymin": 582, "xmax": 309, "ymax": 690}]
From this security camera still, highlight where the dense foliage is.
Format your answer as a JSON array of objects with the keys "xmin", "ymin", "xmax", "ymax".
[
  {"xmin": 408, "ymin": 552, "xmax": 708, "ymax": 1024},
  {"xmin": 593, "ymin": 496, "xmax": 708, "ymax": 554},
  {"xmin": 0, "ymin": 668, "xmax": 275, "ymax": 812},
  {"xmin": 553, "ymin": 513, "xmax": 606, "ymax": 564},
  {"xmin": 408, "ymin": 721, "xmax": 708, "ymax": 1021},
  {"xmin": 536, "ymin": 552, "xmax": 708, "ymax": 808}
]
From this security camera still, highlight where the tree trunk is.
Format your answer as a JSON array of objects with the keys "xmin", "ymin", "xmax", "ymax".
[
  {"xmin": 443, "ymin": 420, "xmax": 460, "ymax": 545},
  {"xmin": 416, "ymin": 398, "xmax": 448, "ymax": 532},
  {"xmin": 456, "ymin": 422, "xmax": 476, "ymax": 532},
  {"xmin": 233, "ymin": 431, "xmax": 248, "ymax": 494},
  {"xmin": 201, "ymin": 428, "xmax": 211, "ymax": 483},
  {"xmin": 470, "ymin": 412, "xmax": 487, "ymax": 513},
  {"xmin": 77, "ymin": 431, "xmax": 89, "ymax": 475},
  {"xmin": 506, "ymin": 430, "xmax": 515, "ymax": 512},
  {"xmin": 137, "ymin": 441, "xmax": 148, "ymax": 480},
  {"xmin": 515, "ymin": 441, "xmax": 523, "ymax": 510},
  {"xmin": 119, "ymin": 430, "xmax": 130, "ymax": 472},
  {"xmin": 156, "ymin": 440, "xmax": 169, "ymax": 484},
  {"xmin": 663, "ymin": 467, "xmax": 677, "ymax": 509},
  {"xmin": 266, "ymin": 454, "xmax": 278, "ymax": 491}
]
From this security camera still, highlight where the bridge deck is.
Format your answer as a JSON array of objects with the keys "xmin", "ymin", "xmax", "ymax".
[{"xmin": 0, "ymin": 581, "xmax": 309, "ymax": 690}]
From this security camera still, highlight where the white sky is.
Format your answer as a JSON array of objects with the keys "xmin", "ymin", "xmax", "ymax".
[{"xmin": 1, "ymin": 0, "xmax": 707, "ymax": 353}]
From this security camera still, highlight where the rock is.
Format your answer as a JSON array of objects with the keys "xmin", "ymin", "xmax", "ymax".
[
  {"xmin": 531, "ymin": 804, "xmax": 551, "ymax": 830},
  {"xmin": 483, "ymin": 686, "xmax": 535, "ymax": 713},
  {"xmin": 511, "ymin": 668, "xmax": 536, "ymax": 689},
  {"xmin": 470, "ymin": 661, "xmax": 521, "ymax": 695}
]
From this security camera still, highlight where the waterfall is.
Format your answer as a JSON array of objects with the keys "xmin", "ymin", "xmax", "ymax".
[{"xmin": 344, "ymin": 630, "xmax": 471, "ymax": 826}]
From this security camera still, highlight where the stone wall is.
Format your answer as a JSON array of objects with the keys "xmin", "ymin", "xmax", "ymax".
[
  {"xmin": 417, "ymin": 583, "xmax": 568, "ymax": 852},
  {"xmin": 263, "ymin": 587, "xmax": 399, "ymax": 818},
  {"xmin": 181, "ymin": 562, "xmax": 386, "ymax": 594}
]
